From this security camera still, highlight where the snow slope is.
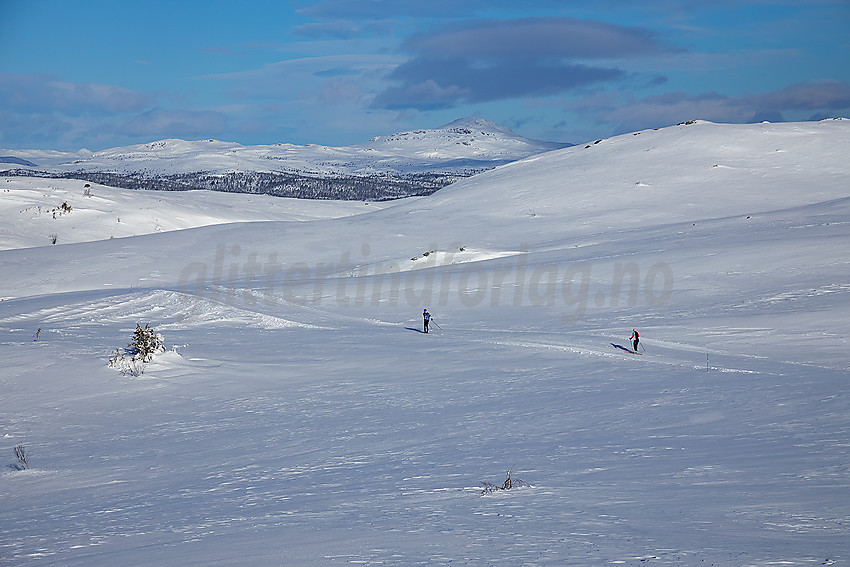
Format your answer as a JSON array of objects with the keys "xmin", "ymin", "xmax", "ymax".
[
  {"xmin": 1, "ymin": 119, "xmax": 849, "ymax": 566},
  {"xmin": 0, "ymin": 177, "xmax": 390, "ymax": 250}
]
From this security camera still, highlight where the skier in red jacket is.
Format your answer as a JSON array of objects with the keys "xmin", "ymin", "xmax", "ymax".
[{"xmin": 630, "ymin": 329, "xmax": 640, "ymax": 352}]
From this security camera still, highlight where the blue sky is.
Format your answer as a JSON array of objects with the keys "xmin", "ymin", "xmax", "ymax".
[{"xmin": 1, "ymin": 0, "xmax": 848, "ymax": 151}]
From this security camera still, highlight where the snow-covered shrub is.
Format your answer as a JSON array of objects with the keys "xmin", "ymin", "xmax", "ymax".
[
  {"xmin": 108, "ymin": 323, "xmax": 165, "ymax": 375},
  {"xmin": 129, "ymin": 323, "xmax": 165, "ymax": 362}
]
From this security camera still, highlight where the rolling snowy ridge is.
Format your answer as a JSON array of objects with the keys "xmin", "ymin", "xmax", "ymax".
[{"xmin": 0, "ymin": 118, "xmax": 570, "ymax": 200}]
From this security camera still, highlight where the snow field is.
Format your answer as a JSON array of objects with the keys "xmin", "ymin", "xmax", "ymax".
[
  {"xmin": 2, "ymin": 298, "xmax": 847, "ymax": 565},
  {"xmin": 1, "ymin": 119, "xmax": 849, "ymax": 565},
  {"xmin": 0, "ymin": 176, "xmax": 387, "ymax": 250}
]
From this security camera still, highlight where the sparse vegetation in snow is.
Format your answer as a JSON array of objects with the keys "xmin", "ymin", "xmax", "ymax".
[
  {"xmin": 108, "ymin": 323, "xmax": 165, "ymax": 376},
  {"xmin": 480, "ymin": 470, "xmax": 531, "ymax": 495},
  {"xmin": 10, "ymin": 444, "xmax": 29, "ymax": 471}
]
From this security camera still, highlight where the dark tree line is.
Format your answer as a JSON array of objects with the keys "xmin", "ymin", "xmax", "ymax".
[{"xmin": 1, "ymin": 168, "xmax": 477, "ymax": 201}]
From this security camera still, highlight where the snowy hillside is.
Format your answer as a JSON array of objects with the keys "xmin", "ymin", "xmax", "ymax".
[
  {"xmin": 0, "ymin": 118, "xmax": 569, "ymax": 200},
  {"xmin": 0, "ymin": 177, "xmax": 389, "ymax": 251},
  {"xmin": 1, "ymin": 119, "xmax": 849, "ymax": 566}
]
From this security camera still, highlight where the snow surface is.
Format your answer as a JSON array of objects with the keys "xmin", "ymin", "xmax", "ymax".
[
  {"xmin": 1, "ymin": 119, "xmax": 849, "ymax": 566},
  {"xmin": 0, "ymin": 177, "xmax": 391, "ymax": 251}
]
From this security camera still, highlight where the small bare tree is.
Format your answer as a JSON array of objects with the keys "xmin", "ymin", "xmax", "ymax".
[{"xmin": 11, "ymin": 444, "xmax": 29, "ymax": 470}]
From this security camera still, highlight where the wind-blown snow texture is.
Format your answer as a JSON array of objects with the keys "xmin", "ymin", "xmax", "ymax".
[
  {"xmin": 0, "ymin": 118, "xmax": 569, "ymax": 201},
  {"xmin": 1, "ymin": 119, "xmax": 849, "ymax": 566}
]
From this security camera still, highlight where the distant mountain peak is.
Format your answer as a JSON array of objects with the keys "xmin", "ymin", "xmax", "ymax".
[
  {"xmin": 441, "ymin": 117, "xmax": 514, "ymax": 134},
  {"xmin": 363, "ymin": 117, "xmax": 568, "ymax": 155}
]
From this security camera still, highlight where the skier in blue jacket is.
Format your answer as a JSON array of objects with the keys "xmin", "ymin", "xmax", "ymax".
[{"xmin": 423, "ymin": 309, "xmax": 431, "ymax": 334}]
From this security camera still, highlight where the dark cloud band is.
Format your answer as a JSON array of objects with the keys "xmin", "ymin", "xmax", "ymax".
[{"xmin": 372, "ymin": 17, "xmax": 664, "ymax": 109}]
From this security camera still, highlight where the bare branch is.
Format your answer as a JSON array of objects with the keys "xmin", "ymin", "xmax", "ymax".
[{"xmin": 12, "ymin": 444, "xmax": 29, "ymax": 470}]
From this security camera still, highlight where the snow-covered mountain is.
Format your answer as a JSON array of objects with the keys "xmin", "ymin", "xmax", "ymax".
[
  {"xmin": 2, "ymin": 119, "xmax": 849, "ymax": 565},
  {"xmin": 0, "ymin": 156, "xmax": 38, "ymax": 167},
  {"xmin": 0, "ymin": 118, "xmax": 570, "ymax": 200}
]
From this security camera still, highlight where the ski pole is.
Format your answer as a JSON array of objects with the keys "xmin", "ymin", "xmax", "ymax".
[{"xmin": 431, "ymin": 320, "xmax": 442, "ymax": 330}]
